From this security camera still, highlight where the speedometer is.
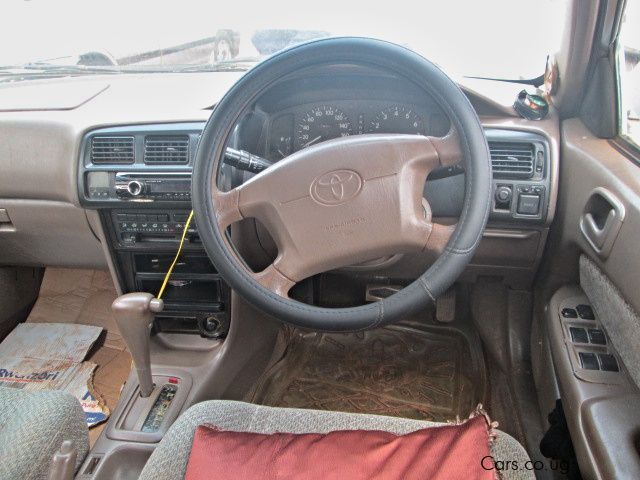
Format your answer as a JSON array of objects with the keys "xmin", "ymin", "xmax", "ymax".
[
  {"xmin": 369, "ymin": 105, "xmax": 425, "ymax": 135},
  {"xmin": 297, "ymin": 106, "xmax": 352, "ymax": 148}
]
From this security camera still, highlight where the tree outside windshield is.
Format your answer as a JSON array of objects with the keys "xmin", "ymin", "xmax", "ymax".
[{"xmin": 2, "ymin": 0, "xmax": 567, "ymax": 79}]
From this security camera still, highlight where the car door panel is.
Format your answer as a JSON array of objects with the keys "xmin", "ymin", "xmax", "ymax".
[{"xmin": 542, "ymin": 118, "xmax": 640, "ymax": 479}]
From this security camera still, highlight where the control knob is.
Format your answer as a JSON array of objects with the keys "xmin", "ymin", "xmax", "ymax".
[
  {"xmin": 127, "ymin": 180, "xmax": 145, "ymax": 196},
  {"xmin": 495, "ymin": 185, "xmax": 512, "ymax": 203}
]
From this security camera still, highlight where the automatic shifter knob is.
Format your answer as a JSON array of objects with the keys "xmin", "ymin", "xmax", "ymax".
[{"xmin": 111, "ymin": 293, "xmax": 163, "ymax": 397}]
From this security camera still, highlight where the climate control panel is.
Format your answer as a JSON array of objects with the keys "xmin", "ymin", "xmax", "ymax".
[{"xmin": 111, "ymin": 210, "xmax": 196, "ymax": 247}]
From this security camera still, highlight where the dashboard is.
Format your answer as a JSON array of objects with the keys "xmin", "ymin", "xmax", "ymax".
[
  {"xmin": 76, "ymin": 67, "xmax": 552, "ymax": 228},
  {"xmin": 0, "ymin": 69, "xmax": 559, "ymax": 321}
]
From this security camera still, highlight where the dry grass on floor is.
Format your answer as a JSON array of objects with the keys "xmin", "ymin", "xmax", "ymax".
[{"xmin": 27, "ymin": 268, "xmax": 131, "ymax": 445}]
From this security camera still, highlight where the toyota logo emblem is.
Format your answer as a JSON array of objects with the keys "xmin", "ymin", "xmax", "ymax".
[{"xmin": 310, "ymin": 169, "xmax": 363, "ymax": 206}]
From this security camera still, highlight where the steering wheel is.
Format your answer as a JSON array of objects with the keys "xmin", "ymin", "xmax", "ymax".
[{"xmin": 192, "ymin": 37, "xmax": 491, "ymax": 331}]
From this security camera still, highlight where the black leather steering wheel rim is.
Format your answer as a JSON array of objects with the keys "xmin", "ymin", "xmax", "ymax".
[{"xmin": 193, "ymin": 37, "xmax": 492, "ymax": 331}]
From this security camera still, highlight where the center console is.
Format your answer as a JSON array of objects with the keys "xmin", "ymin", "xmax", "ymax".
[
  {"xmin": 105, "ymin": 208, "xmax": 229, "ymax": 338},
  {"xmin": 79, "ymin": 123, "xmax": 229, "ymax": 339}
]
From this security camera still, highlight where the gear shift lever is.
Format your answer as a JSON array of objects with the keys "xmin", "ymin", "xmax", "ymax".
[{"xmin": 112, "ymin": 293, "xmax": 163, "ymax": 397}]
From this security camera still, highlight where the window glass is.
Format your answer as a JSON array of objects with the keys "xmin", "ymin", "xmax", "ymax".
[
  {"xmin": 0, "ymin": 0, "xmax": 567, "ymax": 82},
  {"xmin": 618, "ymin": 0, "xmax": 640, "ymax": 146}
]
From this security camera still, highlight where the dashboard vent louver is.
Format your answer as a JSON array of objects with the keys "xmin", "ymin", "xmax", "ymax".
[
  {"xmin": 488, "ymin": 141, "xmax": 535, "ymax": 178},
  {"xmin": 91, "ymin": 136, "xmax": 135, "ymax": 164},
  {"xmin": 144, "ymin": 135, "xmax": 190, "ymax": 164}
]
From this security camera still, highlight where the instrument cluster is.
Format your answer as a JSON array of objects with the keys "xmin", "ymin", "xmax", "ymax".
[{"xmin": 267, "ymin": 100, "xmax": 451, "ymax": 161}]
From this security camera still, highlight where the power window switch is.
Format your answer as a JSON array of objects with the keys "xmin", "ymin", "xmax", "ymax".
[
  {"xmin": 561, "ymin": 308, "xmax": 578, "ymax": 318},
  {"xmin": 598, "ymin": 354, "xmax": 619, "ymax": 372},
  {"xmin": 588, "ymin": 329, "xmax": 606, "ymax": 345},
  {"xmin": 570, "ymin": 327, "xmax": 589, "ymax": 344},
  {"xmin": 576, "ymin": 304, "xmax": 595, "ymax": 320},
  {"xmin": 579, "ymin": 352, "xmax": 600, "ymax": 370}
]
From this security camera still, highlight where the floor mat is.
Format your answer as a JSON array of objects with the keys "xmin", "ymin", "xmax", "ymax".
[
  {"xmin": 250, "ymin": 326, "xmax": 485, "ymax": 422},
  {"xmin": 26, "ymin": 268, "xmax": 132, "ymax": 444},
  {"xmin": 0, "ymin": 322, "xmax": 108, "ymax": 426}
]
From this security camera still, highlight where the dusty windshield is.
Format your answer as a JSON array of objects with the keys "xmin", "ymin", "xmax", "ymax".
[{"xmin": 2, "ymin": 0, "xmax": 567, "ymax": 81}]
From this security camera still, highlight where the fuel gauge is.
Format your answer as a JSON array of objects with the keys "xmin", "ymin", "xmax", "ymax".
[
  {"xmin": 269, "ymin": 114, "xmax": 294, "ymax": 160},
  {"xmin": 272, "ymin": 134, "xmax": 293, "ymax": 159}
]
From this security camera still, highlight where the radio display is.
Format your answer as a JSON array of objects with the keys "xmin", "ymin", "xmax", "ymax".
[{"xmin": 145, "ymin": 177, "xmax": 191, "ymax": 193}]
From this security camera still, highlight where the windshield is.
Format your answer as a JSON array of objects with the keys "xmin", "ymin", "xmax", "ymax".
[{"xmin": 2, "ymin": 0, "xmax": 567, "ymax": 81}]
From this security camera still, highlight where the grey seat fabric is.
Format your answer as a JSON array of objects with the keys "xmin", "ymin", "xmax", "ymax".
[
  {"xmin": 0, "ymin": 388, "xmax": 89, "ymax": 480},
  {"xmin": 140, "ymin": 400, "xmax": 534, "ymax": 480}
]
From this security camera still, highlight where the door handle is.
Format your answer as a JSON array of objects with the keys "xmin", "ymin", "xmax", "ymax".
[
  {"xmin": 579, "ymin": 187, "xmax": 625, "ymax": 258},
  {"xmin": 582, "ymin": 209, "xmax": 616, "ymax": 249}
]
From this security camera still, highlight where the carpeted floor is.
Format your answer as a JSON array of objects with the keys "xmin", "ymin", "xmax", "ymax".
[{"xmin": 250, "ymin": 326, "xmax": 485, "ymax": 422}]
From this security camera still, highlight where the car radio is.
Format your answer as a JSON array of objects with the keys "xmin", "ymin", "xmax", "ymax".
[{"xmin": 114, "ymin": 172, "xmax": 192, "ymax": 201}]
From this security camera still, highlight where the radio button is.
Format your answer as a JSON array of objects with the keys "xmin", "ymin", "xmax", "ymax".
[{"xmin": 157, "ymin": 214, "xmax": 170, "ymax": 222}]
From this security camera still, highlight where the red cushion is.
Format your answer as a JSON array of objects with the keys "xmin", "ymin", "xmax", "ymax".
[{"xmin": 184, "ymin": 414, "xmax": 495, "ymax": 480}]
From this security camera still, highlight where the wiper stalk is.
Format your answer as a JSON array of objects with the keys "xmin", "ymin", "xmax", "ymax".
[{"xmin": 224, "ymin": 148, "xmax": 274, "ymax": 174}]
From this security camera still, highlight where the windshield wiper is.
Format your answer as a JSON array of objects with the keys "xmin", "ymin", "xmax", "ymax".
[
  {"xmin": 0, "ymin": 59, "xmax": 258, "ymax": 84},
  {"xmin": 10, "ymin": 63, "xmax": 123, "ymax": 74},
  {"xmin": 0, "ymin": 63, "xmax": 127, "ymax": 83},
  {"xmin": 172, "ymin": 60, "xmax": 257, "ymax": 73}
]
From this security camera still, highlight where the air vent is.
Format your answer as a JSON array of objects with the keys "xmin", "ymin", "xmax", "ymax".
[
  {"xmin": 489, "ymin": 141, "xmax": 535, "ymax": 178},
  {"xmin": 91, "ymin": 136, "xmax": 134, "ymax": 164},
  {"xmin": 144, "ymin": 135, "xmax": 189, "ymax": 164}
]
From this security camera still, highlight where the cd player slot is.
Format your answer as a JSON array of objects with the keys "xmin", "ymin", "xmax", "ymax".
[
  {"xmin": 137, "ymin": 233, "xmax": 179, "ymax": 243},
  {"xmin": 121, "ymin": 232, "xmax": 200, "ymax": 245}
]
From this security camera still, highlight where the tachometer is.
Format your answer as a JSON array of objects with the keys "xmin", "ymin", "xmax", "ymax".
[
  {"xmin": 369, "ymin": 105, "xmax": 425, "ymax": 135},
  {"xmin": 297, "ymin": 105, "xmax": 352, "ymax": 148}
]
